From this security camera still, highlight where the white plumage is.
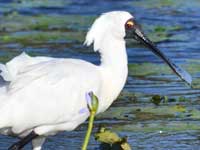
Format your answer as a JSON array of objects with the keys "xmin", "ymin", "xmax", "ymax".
[{"xmin": 0, "ymin": 11, "xmax": 132, "ymax": 150}]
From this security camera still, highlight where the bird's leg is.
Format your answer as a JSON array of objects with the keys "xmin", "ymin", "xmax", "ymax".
[
  {"xmin": 8, "ymin": 131, "xmax": 39, "ymax": 150},
  {"xmin": 32, "ymin": 136, "xmax": 46, "ymax": 150}
]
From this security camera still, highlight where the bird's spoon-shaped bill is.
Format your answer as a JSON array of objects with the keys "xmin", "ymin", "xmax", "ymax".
[{"xmin": 133, "ymin": 28, "xmax": 192, "ymax": 86}]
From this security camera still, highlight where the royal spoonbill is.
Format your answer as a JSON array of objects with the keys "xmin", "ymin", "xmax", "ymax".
[{"xmin": 0, "ymin": 11, "xmax": 192, "ymax": 150}]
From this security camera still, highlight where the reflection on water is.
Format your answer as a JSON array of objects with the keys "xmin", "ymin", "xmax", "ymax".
[{"xmin": 0, "ymin": 0, "xmax": 200, "ymax": 149}]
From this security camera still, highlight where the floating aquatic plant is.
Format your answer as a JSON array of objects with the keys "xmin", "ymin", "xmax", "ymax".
[{"xmin": 95, "ymin": 127, "xmax": 132, "ymax": 150}]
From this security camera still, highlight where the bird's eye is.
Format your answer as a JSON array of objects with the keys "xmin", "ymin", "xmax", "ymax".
[{"xmin": 125, "ymin": 20, "xmax": 134, "ymax": 29}]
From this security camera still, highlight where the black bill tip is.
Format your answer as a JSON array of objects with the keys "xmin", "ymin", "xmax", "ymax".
[{"xmin": 169, "ymin": 61, "xmax": 192, "ymax": 87}]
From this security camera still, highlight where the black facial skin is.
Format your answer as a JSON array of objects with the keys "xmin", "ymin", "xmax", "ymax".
[{"xmin": 125, "ymin": 19, "xmax": 192, "ymax": 86}]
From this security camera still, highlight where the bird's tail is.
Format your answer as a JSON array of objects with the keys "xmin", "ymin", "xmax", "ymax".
[
  {"xmin": 0, "ymin": 63, "xmax": 13, "ymax": 81},
  {"xmin": 0, "ymin": 80, "xmax": 11, "ymax": 129},
  {"xmin": 0, "ymin": 100, "xmax": 11, "ymax": 129},
  {"xmin": 0, "ymin": 96, "xmax": 11, "ymax": 130},
  {"xmin": 0, "ymin": 52, "xmax": 32, "ymax": 82}
]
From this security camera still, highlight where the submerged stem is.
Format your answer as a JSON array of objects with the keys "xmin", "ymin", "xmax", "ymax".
[
  {"xmin": 82, "ymin": 92, "xmax": 99, "ymax": 150},
  {"xmin": 82, "ymin": 111, "xmax": 95, "ymax": 150}
]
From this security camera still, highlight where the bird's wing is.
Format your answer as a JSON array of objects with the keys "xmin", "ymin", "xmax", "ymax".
[
  {"xmin": 3, "ymin": 59, "xmax": 102, "ymax": 132},
  {"xmin": 8, "ymin": 58, "xmax": 99, "ymax": 92},
  {"xmin": 0, "ymin": 52, "xmax": 55, "ymax": 81}
]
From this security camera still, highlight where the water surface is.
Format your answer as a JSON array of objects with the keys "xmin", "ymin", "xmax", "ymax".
[{"xmin": 0, "ymin": 0, "xmax": 200, "ymax": 149}]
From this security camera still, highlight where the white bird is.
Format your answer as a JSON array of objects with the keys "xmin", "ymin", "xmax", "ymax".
[{"xmin": 0, "ymin": 11, "xmax": 192, "ymax": 150}]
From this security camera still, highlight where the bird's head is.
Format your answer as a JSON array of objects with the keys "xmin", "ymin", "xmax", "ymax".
[
  {"xmin": 85, "ymin": 11, "xmax": 192, "ymax": 86},
  {"xmin": 84, "ymin": 11, "xmax": 132, "ymax": 51}
]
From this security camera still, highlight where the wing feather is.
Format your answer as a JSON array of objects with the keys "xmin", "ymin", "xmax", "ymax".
[{"xmin": 4, "ymin": 58, "xmax": 102, "ymax": 132}]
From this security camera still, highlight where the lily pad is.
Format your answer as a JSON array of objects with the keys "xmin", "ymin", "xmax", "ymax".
[{"xmin": 95, "ymin": 127, "xmax": 132, "ymax": 150}]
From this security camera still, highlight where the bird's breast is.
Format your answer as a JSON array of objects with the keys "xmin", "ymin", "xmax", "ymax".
[{"xmin": 97, "ymin": 66, "xmax": 128, "ymax": 113}]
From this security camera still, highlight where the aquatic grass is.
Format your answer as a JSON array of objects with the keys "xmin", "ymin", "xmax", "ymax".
[
  {"xmin": 0, "ymin": 31, "xmax": 85, "ymax": 45},
  {"xmin": 146, "ymin": 25, "xmax": 185, "ymax": 43},
  {"xmin": 191, "ymin": 79, "xmax": 200, "ymax": 88},
  {"xmin": 128, "ymin": 62, "xmax": 200, "ymax": 88},
  {"xmin": 132, "ymin": 0, "xmax": 180, "ymax": 9},
  {"xmin": 114, "ymin": 121, "xmax": 200, "ymax": 133},
  {"xmin": 0, "ymin": 13, "xmax": 95, "ymax": 45},
  {"xmin": 10, "ymin": 0, "xmax": 71, "ymax": 8},
  {"xmin": 128, "ymin": 63, "xmax": 172, "ymax": 76},
  {"xmin": 97, "ymin": 98, "xmax": 200, "ymax": 121},
  {"xmin": 128, "ymin": 62, "xmax": 200, "ymax": 76},
  {"xmin": 131, "ymin": 0, "xmax": 200, "ymax": 10},
  {"xmin": 0, "ymin": 13, "xmax": 94, "ymax": 32},
  {"xmin": 0, "ymin": 13, "xmax": 187, "ymax": 45}
]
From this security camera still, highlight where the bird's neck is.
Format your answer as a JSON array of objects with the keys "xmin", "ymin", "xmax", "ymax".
[{"xmin": 98, "ymin": 35, "xmax": 128, "ymax": 113}]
